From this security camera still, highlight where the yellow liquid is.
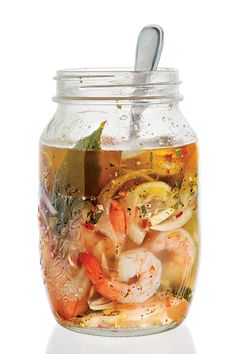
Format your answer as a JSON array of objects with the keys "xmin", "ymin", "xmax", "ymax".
[{"xmin": 39, "ymin": 143, "xmax": 198, "ymax": 330}]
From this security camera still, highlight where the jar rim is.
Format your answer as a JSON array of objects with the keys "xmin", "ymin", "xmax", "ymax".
[
  {"xmin": 55, "ymin": 67, "xmax": 179, "ymax": 82},
  {"xmin": 54, "ymin": 67, "xmax": 182, "ymax": 102}
]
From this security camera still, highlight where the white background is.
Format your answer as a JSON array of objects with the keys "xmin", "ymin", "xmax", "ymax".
[{"xmin": 0, "ymin": 1, "xmax": 235, "ymax": 353}]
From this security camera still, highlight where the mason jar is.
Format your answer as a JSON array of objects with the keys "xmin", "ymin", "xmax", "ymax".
[{"xmin": 39, "ymin": 68, "xmax": 198, "ymax": 336}]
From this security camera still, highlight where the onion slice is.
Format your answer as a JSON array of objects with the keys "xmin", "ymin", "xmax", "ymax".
[
  {"xmin": 150, "ymin": 208, "xmax": 175, "ymax": 226},
  {"xmin": 151, "ymin": 206, "xmax": 193, "ymax": 232},
  {"xmin": 88, "ymin": 296, "xmax": 114, "ymax": 311}
]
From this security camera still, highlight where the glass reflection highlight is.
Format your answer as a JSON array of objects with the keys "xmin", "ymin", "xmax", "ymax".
[{"xmin": 46, "ymin": 324, "xmax": 196, "ymax": 354}]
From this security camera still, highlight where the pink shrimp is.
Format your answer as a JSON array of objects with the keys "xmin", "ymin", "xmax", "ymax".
[
  {"xmin": 79, "ymin": 248, "xmax": 162, "ymax": 304},
  {"xmin": 144, "ymin": 228, "xmax": 195, "ymax": 288}
]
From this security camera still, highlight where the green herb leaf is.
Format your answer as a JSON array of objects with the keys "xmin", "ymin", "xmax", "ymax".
[
  {"xmin": 113, "ymin": 195, "xmax": 120, "ymax": 200},
  {"xmin": 175, "ymin": 148, "xmax": 181, "ymax": 156},
  {"xmin": 91, "ymin": 212, "xmax": 102, "ymax": 224},
  {"xmin": 86, "ymin": 210, "xmax": 103, "ymax": 224},
  {"xmin": 183, "ymin": 287, "xmax": 192, "ymax": 302},
  {"xmin": 141, "ymin": 205, "xmax": 147, "ymax": 216},
  {"xmin": 172, "ymin": 286, "xmax": 192, "ymax": 302},
  {"xmin": 173, "ymin": 201, "xmax": 179, "ymax": 209},
  {"xmin": 74, "ymin": 121, "xmax": 106, "ymax": 149},
  {"xmin": 48, "ymin": 122, "xmax": 107, "ymax": 236},
  {"xmin": 116, "ymin": 104, "xmax": 122, "ymax": 109},
  {"xmin": 149, "ymin": 151, "xmax": 153, "ymax": 167},
  {"xmin": 174, "ymin": 180, "xmax": 179, "ymax": 188}
]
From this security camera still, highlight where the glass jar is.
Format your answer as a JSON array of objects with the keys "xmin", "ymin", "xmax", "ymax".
[{"xmin": 39, "ymin": 68, "xmax": 198, "ymax": 336}]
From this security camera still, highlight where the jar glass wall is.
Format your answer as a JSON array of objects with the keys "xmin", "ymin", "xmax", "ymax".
[{"xmin": 39, "ymin": 69, "xmax": 198, "ymax": 336}]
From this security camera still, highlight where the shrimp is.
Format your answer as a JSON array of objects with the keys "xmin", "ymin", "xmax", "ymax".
[
  {"xmin": 96, "ymin": 170, "xmax": 155, "ymax": 251},
  {"xmin": 41, "ymin": 206, "xmax": 117, "ymax": 321},
  {"xmin": 144, "ymin": 228, "xmax": 195, "ymax": 289},
  {"xmin": 73, "ymin": 294, "xmax": 189, "ymax": 329},
  {"xmin": 96, "ymin": 199, "xmax": 126, "ymax": 255},
  {"xmin": 66, "ymin": 211, "xmax": 116, "ymax": 276},
  {"xmin": 79, "ymin": 248, "xmax": 162, "ymax": 304}
]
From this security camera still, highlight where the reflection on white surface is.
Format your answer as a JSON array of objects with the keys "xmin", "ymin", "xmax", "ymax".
[{"xmin": 46, "ymin": 324, "xmax": 196, "ymax": 354}]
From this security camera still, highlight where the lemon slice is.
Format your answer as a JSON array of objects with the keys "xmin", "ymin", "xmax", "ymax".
[{"xmin": 127, "ymin": 181, "xmax": 172, "ymax": 205}]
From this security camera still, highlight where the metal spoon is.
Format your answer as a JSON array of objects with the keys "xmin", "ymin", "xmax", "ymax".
[
  {"xmin": 129, "ymin": 25, "xmax": 164, "ymax": 140},
  {"xmin": 135, "ymin": 24, "xmax": 164, "ymax": 71}
]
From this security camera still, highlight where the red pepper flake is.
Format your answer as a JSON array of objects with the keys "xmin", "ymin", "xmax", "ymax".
[
  {"xmin": 119, "ymin": 192, "xmax": 126, "ymax": 200},
  {"xmin": 84, "ymin": 223, "xmax": 94, "ymax": 230},
  {"xmin": 98, "ymin": 324, "xmax": 106, "ymax": 328},
  {"xmin": 176, "ymin": 211, "xmax": 183, "ymax": 218},
  {"xmin": 113, "ymin": 192, "xmax": 126, "ymax": 201},
  {"xmin": 164, "ymin": 153, "xmax": 173, "ymax": 159},
  {"xmin": 141, "ymin": 219, "xmax": 149, "ymax": 228}
]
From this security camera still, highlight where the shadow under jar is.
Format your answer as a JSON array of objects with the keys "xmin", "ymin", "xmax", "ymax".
[{"xmin": 39, "ymin": 68, "xmax": 199, "ymax": 336}]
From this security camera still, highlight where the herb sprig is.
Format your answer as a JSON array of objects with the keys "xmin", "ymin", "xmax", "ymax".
[{"xmin": 74, "ymin": 121, "xmax": 106, "ymax": 149}]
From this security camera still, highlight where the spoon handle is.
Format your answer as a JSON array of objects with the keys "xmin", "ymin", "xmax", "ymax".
[
  {"xmin": 129, "ymin": 25, "xmax": 164, "ymax": 143},
  {"xmin": 135, "ymin": 25, "xmax": 164, "ymax": 71}
]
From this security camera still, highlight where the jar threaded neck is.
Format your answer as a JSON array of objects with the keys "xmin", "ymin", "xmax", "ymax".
[{"xmin": 54, "ymin": 68, "xmax": 182, "ymax": 103}]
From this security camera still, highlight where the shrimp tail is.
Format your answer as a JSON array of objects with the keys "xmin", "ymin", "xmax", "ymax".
[
  {"xmin": 79, "ymin": 252, "xmax": 120, "ymax": 301},
  {"xmin": 95, "ymin": 200, "xmax": 126, "ymax": 256},
  {"xmin": 79, "ymin": 252, "xmax": 103, "ymax": 285},
  {"xmin": 110, "ymin": 200, "xmax": 126, "ymax": 235},
  {"xmin": 55, "ymin": 296, "xmax": 88, "ymax": 320}
]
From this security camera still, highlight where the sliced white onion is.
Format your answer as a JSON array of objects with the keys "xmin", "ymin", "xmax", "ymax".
[
  {"xmin": 150, "ymin": 208, "xmax": 175, "ymax": 226},
  {"xmin": 42, "ymin": 189, "xmax": 57, "ymax": 216},
  {"xmin": 151, "ymin": 206, "xmax": 193, "ymax": 232},
  {"xmin": 88, "ymin": 296, "xmax": 114, "ymax": 311}
]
